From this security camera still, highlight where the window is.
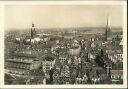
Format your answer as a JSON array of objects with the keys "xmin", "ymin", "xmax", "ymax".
[
  {"xmin": 20, "ymin": 63, "xmax": 23, "ymax": 68},
  {"xmin": 46, "ymin": 67, "xmax": 50, "ymax": 70},
  {"xmin": 27, "ymin": 65, "xmax": 30, "ymax": 69},
  {"xmin": 22, "ymin": 64, "xmax": 25, "ymax": 68},
  {"xmin": 13, "ymin": 63, "xmax": 16, "ymax": 68},
  {"xmin": 17, "ymin": 63, "xmax": 21, "ymax": 68},
  {"xmin": 51, "ymin": 63, "xmax": 53, "ymax": 66}
]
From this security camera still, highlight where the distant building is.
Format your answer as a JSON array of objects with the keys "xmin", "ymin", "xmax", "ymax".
[
  {"xmin": 31, "ymin": 23, "xmax": 36, "ymax": 39},
  {"xmin": 69, "ymin": 45, "xmax": 81, "ymax": 56}
]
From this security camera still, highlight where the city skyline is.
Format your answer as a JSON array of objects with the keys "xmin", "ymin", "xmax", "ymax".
[
  {"xmin": 5, "ymin": 5, "xmax": 123, "ymax": 30},
  {"xmin": 4, "ymin": 4, "xmax": 124, "ymax": 85}
]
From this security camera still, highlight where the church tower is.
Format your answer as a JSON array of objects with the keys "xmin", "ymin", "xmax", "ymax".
[
  {"xmin": 29, "ymin": 23, "xmax": 36, "ymax": 48},
  {"xmin": 31, "ymin": 23, "xmax": 36, "ymax": 39},
  {"xmin": 105, "ymin": 15, "xmax": 111, "ymax": 41}
]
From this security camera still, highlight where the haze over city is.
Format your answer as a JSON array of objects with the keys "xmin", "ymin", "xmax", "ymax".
[{"xmin": 5, "ymin": 5, "xmax": 123, "ymax": 30}]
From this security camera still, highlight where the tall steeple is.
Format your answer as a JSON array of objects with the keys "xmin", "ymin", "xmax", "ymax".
[
  {"xmin": 105, "ymin": 15, "xmax": 111, "ymax": 41},
  {"xmin": 31, "ymin": 23, "xmax": 36, "ymax": 39},
  {"xmin": 106, "ymin": 15, "xmax": 111, "ymax": 33}
]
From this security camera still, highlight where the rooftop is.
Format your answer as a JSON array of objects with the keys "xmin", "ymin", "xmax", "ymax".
[
  {"xmin": 6, "ymin": 58, "xmax": 34, "ymax": 63},
  {"xmin": 42, "ymin": 55, "xmax": 55, "ymax": 61}
]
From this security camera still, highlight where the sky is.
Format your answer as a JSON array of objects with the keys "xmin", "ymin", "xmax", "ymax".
[{"xmin": 5, "ymin": 5, "xmax": 123, "ymax": 30}]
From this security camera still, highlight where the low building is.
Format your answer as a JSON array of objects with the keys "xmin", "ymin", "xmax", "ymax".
[
  {"xmin": 108, "ymin": 62, "xmax": 123, "ymax": 83},
  {"xmin": 42, "ymin": 55, "xmax": 56, "ymax": 76},
  {"xmin": 110, "ymin": 70, "xmax": 123, "ymax": 79},
  {"xmin": 5, "ymin": 50, "xmax": 41, "ymax": 76}
]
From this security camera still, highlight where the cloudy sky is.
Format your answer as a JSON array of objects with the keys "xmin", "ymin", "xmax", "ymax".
[{"xmin": 5, "ymin": 5, "xmax": 123, "ymax": 30}]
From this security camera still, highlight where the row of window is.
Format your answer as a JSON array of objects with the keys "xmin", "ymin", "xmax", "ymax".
[
  {"xmin": 111, "ymin": 75, "xmax": 123, "ymax": 79},
  {"xmin": 8, "ymin": 69, "xmax": 29, "ymax": 75},
  {"xmin": 6, "ymin": 62, "xmax": 31, "ymax": 69}
]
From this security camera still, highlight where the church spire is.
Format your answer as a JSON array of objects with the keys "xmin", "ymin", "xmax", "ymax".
[
  {"xmin": 105, "ymin": 15, "xmax": 111, "ymax": 41},
  {"xmin": 106, "ymin": 15, "xmax": 111, "ymax": 32}
]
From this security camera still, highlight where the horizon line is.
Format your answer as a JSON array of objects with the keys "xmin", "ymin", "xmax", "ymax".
[{"xmin": 5, "ymin": 26, "xmax": 123, "ymax": 31}]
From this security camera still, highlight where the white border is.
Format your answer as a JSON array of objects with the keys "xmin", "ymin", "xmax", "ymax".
[{"xmin": 0, "ymin": 1, "xmax": 127, "ymax": 88}]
